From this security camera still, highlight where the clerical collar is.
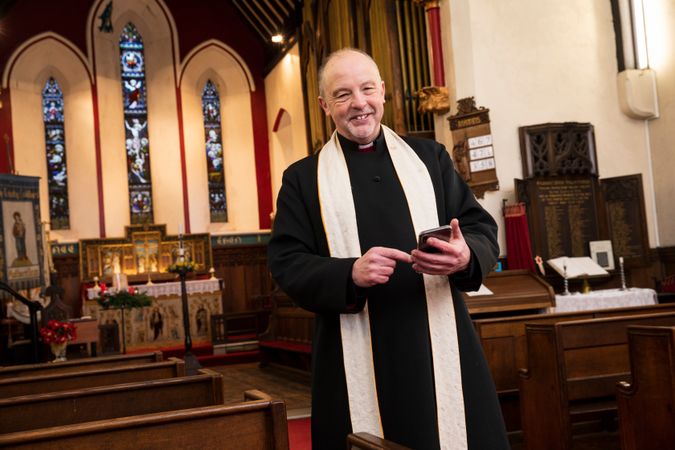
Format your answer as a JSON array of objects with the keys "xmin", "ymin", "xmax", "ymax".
[{"xmin": 337, "ymin": 130, "xmax": 384, "ymax": 153}]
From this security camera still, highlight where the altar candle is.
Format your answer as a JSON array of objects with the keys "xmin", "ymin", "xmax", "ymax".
[{"xmin": 178, "ymin": 247, "xmax": 185, "ymax": 256}]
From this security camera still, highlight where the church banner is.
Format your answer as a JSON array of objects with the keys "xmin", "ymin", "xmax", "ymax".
[{"xmin": 0, "ymin": 174, "xmax": 45, "ymax": 292}]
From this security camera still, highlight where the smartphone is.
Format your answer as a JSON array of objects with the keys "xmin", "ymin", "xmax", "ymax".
[{"xmin": 418, "ymin": 225, "xmax": 452, "ymax": 253}]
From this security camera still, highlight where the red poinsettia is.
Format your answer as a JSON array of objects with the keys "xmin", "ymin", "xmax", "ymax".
[{"xmin": 39, "ymin": 320, "xmax": 77, "ymax": 344}]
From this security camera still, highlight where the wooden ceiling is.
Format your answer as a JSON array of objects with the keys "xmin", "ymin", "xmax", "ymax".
[{"xmin": 232, "ymin": 0, "xmax": 302, "ymax": 70}]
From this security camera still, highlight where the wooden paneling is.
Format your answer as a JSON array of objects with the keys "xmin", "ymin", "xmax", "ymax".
[{"xmin": 211, "ymin": 244, "xmax": 274, "ymax": 313}]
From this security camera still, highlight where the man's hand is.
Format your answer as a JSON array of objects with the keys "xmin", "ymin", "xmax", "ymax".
[
  {"xmin": 411, "ymin": 219, "xmax": 471, "ymax": 276},
  {"xmin": 352, "ymin": 247, "xmax": 413, "ymax": 288}
]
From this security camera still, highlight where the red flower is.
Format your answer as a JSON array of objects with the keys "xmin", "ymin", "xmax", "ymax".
[{"xmin": 40, "ymin": 320, "xmax": 77, "ymax": 344}]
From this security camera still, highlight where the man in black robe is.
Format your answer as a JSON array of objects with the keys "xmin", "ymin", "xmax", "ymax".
[{"xmin": 268, "ymin": 48, "xmax": 508, "ymax": 449}]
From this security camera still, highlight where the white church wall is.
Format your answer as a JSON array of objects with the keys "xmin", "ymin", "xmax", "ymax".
[
  {"xmin": 90, "ymin": 0, "xmax": 183, "ymax": 237},
  {"xmin": 643, "ymin": 0, "xmax": 675, "ymax": 246},
  {"xmin": 5, "ymin": 34, "xmax": 99, "ymax": 242},
  {"xmin": 264, "ymin": 43, "xmax": 309, "ymax": 208},
  {"xmin": 180, "ymin": 42, "xmax": 259, "ymax": 234},
  {"xmin": 445, "ymin": 0, "xmax": 659, "ymax": 256}
]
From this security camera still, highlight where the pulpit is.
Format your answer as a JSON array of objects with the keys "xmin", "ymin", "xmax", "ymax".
[{"xmin": 85, "ymin": 279, "xmax": 222, "ymax": 351}]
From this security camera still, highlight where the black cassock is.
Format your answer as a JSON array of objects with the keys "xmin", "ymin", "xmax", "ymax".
[{"xmin": 268, "ymin": 132, "xmax": 509, "ymax": 450}]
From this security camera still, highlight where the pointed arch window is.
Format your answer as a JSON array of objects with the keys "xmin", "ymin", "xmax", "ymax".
[
  {"xmin": 42, "ymin": 77, "xmax": 70, "ymax": 229},
  {"xmin": 120, "ymin": 22, "xmax": 153, "ymax": 224},
  {"xmin": 201, "ymin": 80, "xmax": 227, "ymax": 222}
]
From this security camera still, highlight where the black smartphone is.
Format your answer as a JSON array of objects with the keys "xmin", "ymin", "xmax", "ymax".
[{"xmin": 417, "ymin": 225, "xmax": 452, "ymax": 253}]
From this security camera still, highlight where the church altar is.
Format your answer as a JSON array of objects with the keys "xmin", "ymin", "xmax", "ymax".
[
  {"xmin": 549, "ymin": 287, "xmax": 657, "ymax": 313},
  {"xmin": 84, "ymin": 279, "xmax": 222, "ymax": 351}
]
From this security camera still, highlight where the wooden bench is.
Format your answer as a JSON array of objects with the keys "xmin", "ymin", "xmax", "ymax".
[
  {"xmin": 0, "ymin": 368, "xmax": 223, "ymax": 434},
  {"xmin": 0, "ymin": 351, "xmax": 163, "ymax": 379},
  {"xmin": 259, "ymin": 295, "xmax": 313, "ymax": 375},
  {"xmin": 518, "ymin": 311, "xmax": 675, "ymax": 450},
  {"xmin": 0, "ymin": 358, "xmax": 184, "ymax": 398},
  {"xmin": 616, "ymin": 325, "xmax": 675, "ymax": 450},
  {"xmin": 348, "ymin": 432, "xmax": 410, "ymax": 449},
  {"xmin": 0, "ymin": 389, "xmax": 288, "ymax": 449},
  {"xmin": 472, "ymin": 302, "xmax": 675, "ymax": 431}
]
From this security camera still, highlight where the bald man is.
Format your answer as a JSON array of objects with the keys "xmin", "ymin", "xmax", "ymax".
[{"xmin": 268, "ymin": 48, "xmax": 508, "ymax": 449}]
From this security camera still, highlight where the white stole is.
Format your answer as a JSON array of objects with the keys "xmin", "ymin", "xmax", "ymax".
[{"xmin": 317, "ymin": 125, "xmax": 467, "ymax": 449}]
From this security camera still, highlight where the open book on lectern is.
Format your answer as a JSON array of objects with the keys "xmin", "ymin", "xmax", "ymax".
[{"xmin": 547, "ymin": 256, "xmax": 609, "ymax": 279}]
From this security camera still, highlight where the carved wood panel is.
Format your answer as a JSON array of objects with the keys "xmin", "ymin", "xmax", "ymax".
[{"xmin": 519, "ymin": 123, "xmax": 598, "ymax": 178}]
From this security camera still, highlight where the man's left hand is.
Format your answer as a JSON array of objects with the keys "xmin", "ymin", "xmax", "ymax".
[{"xmin": 411, "ymin": 218, "xmax": 471, "ymax": 275}]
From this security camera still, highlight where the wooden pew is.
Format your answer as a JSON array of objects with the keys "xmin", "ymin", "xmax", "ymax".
[
  {"xmin": 348, "ymin": 432, "xmax": 411, "ymax": 449},
  {"xmin": 0, "ymin": 368, "xmax": 224, "ymax": 434},
  {"xmin": 0, "ymin": 358, "xmax": 184, "ymax": 398},
  {"xmin": 472, "ymin": 302, "xmax": 675, "ymax": 431},
  {"xmin": 0, "ymin": 390, "xmax": 289, "ymax": 449},
  {"xmin": 0, "ymin": 351, "xmax": 163, "ymax": 379},
  {"xmin": 259, "ymin": 295, "xmax": 313, "ymax": 375},
  {"xmin": 616, "ymin": 325, "xmax": 675, "ymax": 450},
  {"xmin": 518, "ymin": 311, "xmax": 675, "ymax": 450}
]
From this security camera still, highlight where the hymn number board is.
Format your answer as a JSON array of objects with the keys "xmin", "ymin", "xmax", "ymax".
[{"xmin": 448, "ymin": 98, "xmax": 499, "ymax": 199}]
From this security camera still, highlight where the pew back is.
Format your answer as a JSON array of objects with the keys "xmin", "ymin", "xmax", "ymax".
[
  {"xmin": 0, "ymin": 358, "xmax": 185, "ymax": 398},
  {"xmin": 616, "ymin": 325, "xmax": 675, "ymax": 450},
  {"xmin": 0, "ymin": 368, "xmax": 224, "ymax": 434},
  {"xmin": 473, "ymin": 302, "xmax": 675, "ymax": 430},
  {"xmin": 519, "ymin": 311, "xmax": 675, "ymax": 450},
  {"xmin": 0, "ymin": 351, "xmax": 163, "ymax": 379},
  {"xmin": 0, "ymin": 390, "xmax": 288, "ymax": 449}
]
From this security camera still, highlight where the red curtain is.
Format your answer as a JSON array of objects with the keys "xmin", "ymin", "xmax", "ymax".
[{"xmin": 504, "ymin": 203, "xmax": 536, "ymax": 272}]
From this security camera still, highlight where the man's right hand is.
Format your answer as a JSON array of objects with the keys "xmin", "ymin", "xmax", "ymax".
[{"xmin": 352, "ymin": 247, "xmax": 412, "ymax": 288}]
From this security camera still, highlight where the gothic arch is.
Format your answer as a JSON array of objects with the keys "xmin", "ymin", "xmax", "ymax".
[
  {"xmin": 2, "ymin": 32, "xmax": 99, "ymax": 241},
  {"xmin": 179, "ymin": 41, "xmax": 259, "ymax": 234}
]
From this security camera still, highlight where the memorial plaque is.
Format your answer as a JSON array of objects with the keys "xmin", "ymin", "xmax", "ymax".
[
  {"xmin": 601, "ymin": 174, "xmax": 649, "ymax": 266},
  {"xmin": 516, "ymin": 176, "xmax": 606, "ymax": 261}
]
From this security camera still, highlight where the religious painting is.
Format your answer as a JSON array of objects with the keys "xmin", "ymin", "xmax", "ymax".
[
  {"xmin": 79, "ymin": 224, "xmax": 213, "ymax": 281},
  {"xmin": 0, "ymin": 175, "xmax": 45, "ymax": 292},
  {"xmin": 131, "ymin": 230, "xmax": 160, "ymax": 274},
  {"xmin": 100, "ymin": 247, "xmax": 124, "ymax": 277}
]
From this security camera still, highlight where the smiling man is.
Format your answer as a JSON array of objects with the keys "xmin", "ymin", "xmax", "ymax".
[{"xmin": 268, "ymin": 48, "xmax": 508, "ymax": 449}]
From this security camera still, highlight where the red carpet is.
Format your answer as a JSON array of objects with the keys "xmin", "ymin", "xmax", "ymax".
[{"xmin": 288, "ymin": 417, "xmax": 311, "ymax": 450}]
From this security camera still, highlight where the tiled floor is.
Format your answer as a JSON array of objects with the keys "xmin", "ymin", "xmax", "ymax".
[{"xmin": 209, "ymin": 363, "xmax": 311, "ymax": 418}]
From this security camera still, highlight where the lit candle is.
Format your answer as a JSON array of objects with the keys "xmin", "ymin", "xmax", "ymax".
[{"xmin": 619, "ymin": 256, "xmax": 624, "ymax": 265}]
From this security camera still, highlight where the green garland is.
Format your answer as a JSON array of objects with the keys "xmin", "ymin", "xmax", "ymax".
[{"xmin": 98, "ymin": 290, "xmax": 151, "ymax": 309}]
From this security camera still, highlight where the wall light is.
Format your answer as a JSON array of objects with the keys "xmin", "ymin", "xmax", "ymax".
[{"xmin": 271, "ymin": 34, "xmax": 284, "ymax": 44}]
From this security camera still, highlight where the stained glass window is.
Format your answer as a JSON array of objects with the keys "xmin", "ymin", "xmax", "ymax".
[
  {"xmin": 120, "ymin": 22, "xmax": 153, "ymax": 224},
  {"xmin": 201, "ymin": 80, "xmax": 227, "ymax": 222},
  {"xmin": 42, "ymin": 77, "xmax": 70, "ymax": 229}
]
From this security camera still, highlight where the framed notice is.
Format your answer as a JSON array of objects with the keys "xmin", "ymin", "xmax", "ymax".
[
  {"xmin": 448, "ymin": 97, "xmax": 499, "ymax": 198},
  {"xmin": 589, "ymin": 240, "xmax": 615, "ymax": 271}
]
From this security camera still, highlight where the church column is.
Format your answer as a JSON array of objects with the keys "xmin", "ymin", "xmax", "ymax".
[{"xmin": 423, "ymin": 0, "xmax": 445, "ymax": 86}]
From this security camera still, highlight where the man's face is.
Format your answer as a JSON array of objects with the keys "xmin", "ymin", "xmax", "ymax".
[{"xmin": 318, "ymin": 52, "xmax": 385, "ymax": 145}]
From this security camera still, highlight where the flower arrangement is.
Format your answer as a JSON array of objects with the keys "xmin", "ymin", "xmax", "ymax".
[
  {"xmin": 40, "ymin": 320, "xmax": 77, "ymax": 344},
  {"xmin": 168, "ymin": 259, "xmax": 197, "ymax": 274},
  {"xmin": 97, "ymin": 286, "xmax": 151, "ymax": 310}
]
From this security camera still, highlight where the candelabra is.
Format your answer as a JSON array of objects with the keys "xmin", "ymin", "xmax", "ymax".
[
  {"xmin": 175, "ymin": 232, "xmax": 202, "ymax": 375},
  {"xmin": 562, "ymin": 262, "xmax": 571, "ymax": 296}
]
